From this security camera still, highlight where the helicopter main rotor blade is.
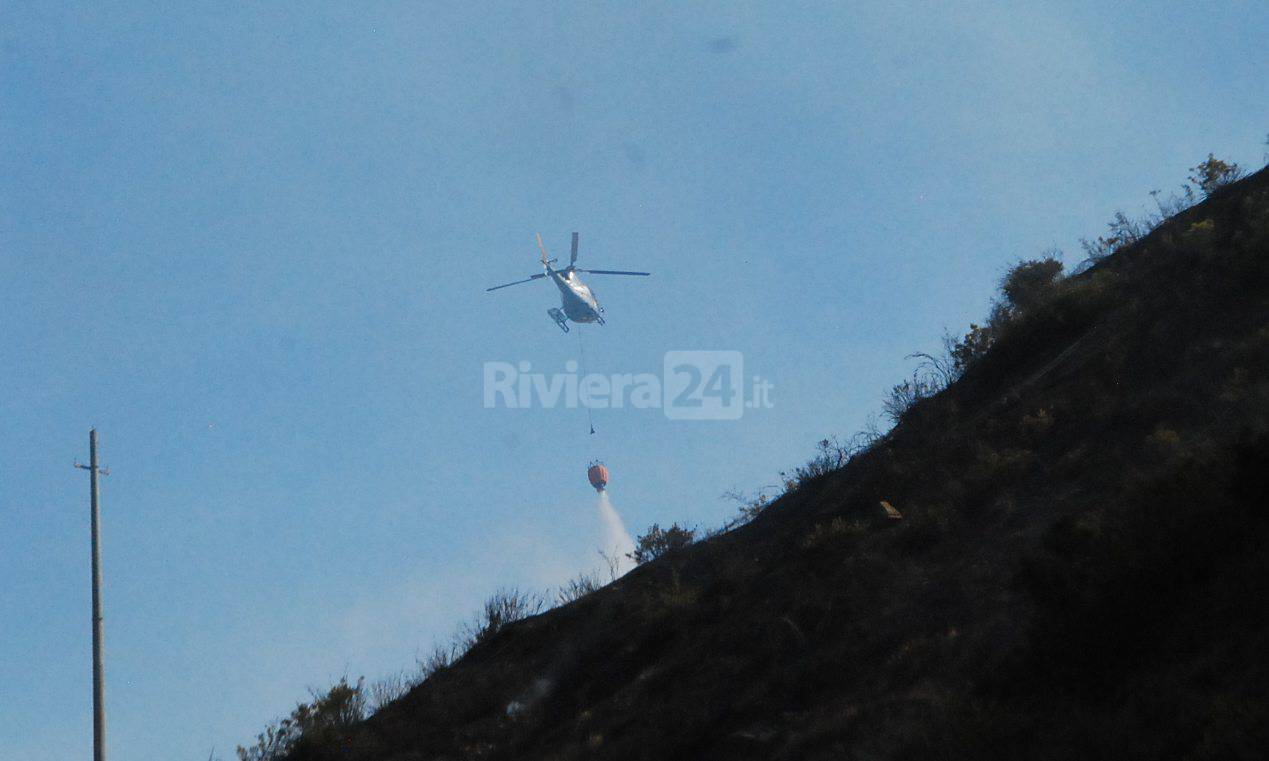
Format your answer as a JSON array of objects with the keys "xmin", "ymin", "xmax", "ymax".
[
  {"xmin": 535, "ymin": 233, "xmax": 550, "ymax": 267},
  {"xmin": 574, "ymin": 269, "xmax": 651, "ymax": 276},
  {"xmin": 570, "ymin": 232, "xmax": 579, "ymax": 266},
  {"xmin": 486, "ymin": 273, "xmax": 546, "ymax": 292}
]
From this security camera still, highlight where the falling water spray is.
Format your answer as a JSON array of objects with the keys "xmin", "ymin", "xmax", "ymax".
[{"xmin": 596, "ymin": 490, "xmax": 636, "ymax": 576}]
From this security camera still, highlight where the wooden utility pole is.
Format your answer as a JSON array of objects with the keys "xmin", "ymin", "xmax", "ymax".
[{"xmin": 76, "ymin": 429, "xmax": 108, "ymax": 761}]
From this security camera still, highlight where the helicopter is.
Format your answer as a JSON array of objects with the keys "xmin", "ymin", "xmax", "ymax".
[{"xmin": 486, "ymin": 232, "xmax": 650, "ymax": 332}]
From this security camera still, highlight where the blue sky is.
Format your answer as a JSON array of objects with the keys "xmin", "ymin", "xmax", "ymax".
[{"xmin": 2, "ymin": 2, "xmax": 1265, "ymax": 758}]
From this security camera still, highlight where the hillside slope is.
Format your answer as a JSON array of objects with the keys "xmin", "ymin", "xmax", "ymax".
[{"xmin": 290, "ymin": 166, "xmax": 1269, "ymax": 761}]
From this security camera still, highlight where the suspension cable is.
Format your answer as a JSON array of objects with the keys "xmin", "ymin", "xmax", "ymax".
[{"xmin": 576, "ymin": 326, "xmax": 596, "ymax": 434}]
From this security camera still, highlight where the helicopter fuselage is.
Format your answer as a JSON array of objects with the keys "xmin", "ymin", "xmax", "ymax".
[{"xmin": 550, "ymin": 268, "xmax": 604, "ymax": 324}]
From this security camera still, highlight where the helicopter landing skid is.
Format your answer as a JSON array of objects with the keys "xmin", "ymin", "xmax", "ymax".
[{"xmin": 547, "ymin": 307, "xmax": 570, "ymax": 333}]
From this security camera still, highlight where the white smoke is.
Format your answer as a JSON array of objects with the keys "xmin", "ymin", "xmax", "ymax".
[{"xmin": 596, "ymin": 491, "xmax": 636, "ymax": 577}]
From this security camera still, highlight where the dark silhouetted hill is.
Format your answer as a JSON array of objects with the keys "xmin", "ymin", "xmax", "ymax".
[{"xmin": 283, "ymin": 165, "xmax": 1269, "ymax": 761}]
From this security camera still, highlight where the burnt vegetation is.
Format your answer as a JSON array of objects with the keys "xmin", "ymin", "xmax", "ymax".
[{"xmin": 244, "ymin": 154, "xmax": 1269, "ymax": 760}]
